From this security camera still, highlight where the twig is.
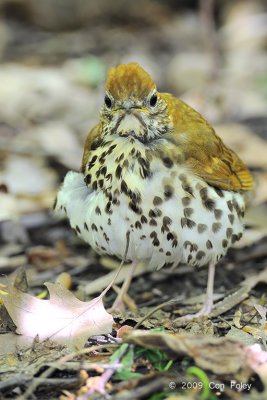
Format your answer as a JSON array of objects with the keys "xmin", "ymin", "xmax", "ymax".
[
  {"xmin": 16, "ymin": 344, "xmax": 119, "ymax": 400},
  {"xmin": 77, "ymin": 344, "xmax": 132, "ymax": 399},
  {"xmin": 134, "ymin": 296, "xmax": 183, "ymax": 329}
]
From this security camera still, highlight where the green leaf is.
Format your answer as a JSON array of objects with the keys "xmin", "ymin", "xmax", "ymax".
[{"xmin": 110, "ymin": 343, "xmax": 142, "ymax": 381}]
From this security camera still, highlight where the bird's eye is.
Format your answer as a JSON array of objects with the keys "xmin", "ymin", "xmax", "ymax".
[
  {"xmin": 149, "ymin": 93, "xmax": 158, "ymax": 107},
  {"xmin": 104, "ymin": 94, "xmax": 112, "ymax": 109}
]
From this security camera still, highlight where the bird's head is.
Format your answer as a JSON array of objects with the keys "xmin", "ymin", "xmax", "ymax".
[{"xmin": 100, "ymin": 63, "xmax": 171, "ymax": 144}]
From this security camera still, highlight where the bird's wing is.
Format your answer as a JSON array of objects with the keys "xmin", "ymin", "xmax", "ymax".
[
  {"xmin": 162, "ymin": 94, "xmax": 254, "ymax": 192},
  {"xmin": 81, "ymin": 124, "xmax": 102, "ymax": 174}
]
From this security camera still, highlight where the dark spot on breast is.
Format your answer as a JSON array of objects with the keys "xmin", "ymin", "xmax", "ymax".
[
  {"xmin": 233, "ymin": 199, "xmax": 242, "ymax": 217},
  {"xmin": 153, "ymin": 238, "xmax": 160, "ymax": 247},
  {"xmin": 112, "ymin": 197, "xmax": 120, "ymax": 205},
  {"xmin": 98, "ymin": 179, "xmax": 104, "ymax": 189},
  {"xmin": 182, "ymin": 197, "xmax": 191, "ymax": 206},
  {"xmin": 184, "ymin": 208, "xmax": 194, "ymax": 218},
  {"xmin": 103, "ymin": 232, "xmax": 109, "ymax": 242},
  {"xmin": 90, "ymin": 137, "xmax": 103, "ymax": 150},
  {"xmin": 162, "ymin": 157, "xmax": 173, "ymax": 168},
  {"xmin": 206, "ymin": 240, "xmax": 213, "ymax": 249},
  {"xmin": 121, "ymin": 180, "xmax": 128, "ymax": 195},
  {"xmin": 149, "ymin": 208, "xmax": 162, "ymax": 218},
  {"xmin": 85, "ymin": 174, "xmax": 92, "ymax": 185},
  {"xmin": 212, "ymin": 222, "xmax": 221, "ymax": 233},
  {"xmin": 228, "ymin": 214, "xmax": 235, "ymax": 224},
  {"xmin": 196, "ymin": 250, "xmax": 205, "ymax": 260},
  {"xmin": 214, "ymin": 187, "xmax": 224, "ymax": 197},
  {"xmin": 182, "ymin": 182, "xmax": 194, "ymax": 197},
  {"xmin": 222, "ymin": 239, "xmax": 228, "ymax": 248},
  {"xmin": 95, "ymin": 206, "xmax": 101, "ymax": 215},
  {"xmin": 154, "ymin": 208, "xmax": 162, "ymax": 217},
  {"xmin": 200, "ymin": 187, "xmax": 208, "ymax": 199},
  {"xmin": 192, "ymin": 243, "xmax": 198, "ymax": 251},
  {"xmin": 106, "ymin": 173, "xmax": 112, "ymax": 182},
  {"xmin": 138, "ymin": 157, "xmax": 151, "ymax": 178},
  {"xmin": 107, "ymin": 144, "xmax": 117, "ymax": 154},
  {"xmin": 122, "ymin": 160, "xmax": 129, "ymax": 169},
  {"xmin": 135, "ymin": 221, "xmax": 142, "ymax": 229},
  {"xmin": 149, "ymin": 219, "xmax": 157, "ymax": 226},
  {"xmin": 129, "ymin": 201, "xmax": 142, "ymax": 214},
  {"xmin": 149, "ymin": 209, "xmax": 156, "ymax": 218},
  {"xmin": 75, "ymin": 225, "xmax": 81, "ymax": 234},
  {"xmin": 99, "ymin": 152, "xmax": 106, "ymax": 164},
  {"xmin": 129, "ymin": 190, "xmax": 141, "ymax": 204},
  {"xmin": 187, "ymin": 254, "xmax": 193, "ymax": 263},
  {"xmin": 167, "ymin": 232, "xmax": 174, "ymax": 241},
  {"xmin": 181, "ymin": 218, "xmax": 196, "ymax": 229},
  {"xmin": 115, "ymin": 164, "xmax": 122, "ymax": 179},
  {"xmin": 163, "ymin": 216, "xmax": 172, "ymax": 226},
  {"xmin": 226, "ymin": 228, "xmax": 233, "ymax": 238},
  {"xmin": 140, "ymin": 235, "xmax": 146, "ymax": 239},
  {"xmin": 153, "ymin": 196, "xmax": 163, "ymax": 206},
  {"xmin": 159, "ymin": 248, "xmax": 164, "ymax": 253},
  {"xmin": 92, "ymin": 181, "xmax": 98, "ymax": 191},
  {"xmin": 105, "ymin": 202, "xmax": 113, "ymax": 214},
  {"xmin": 108, "ymin": 218, "xmax": 111, "ymax": 225},
  {"xmin": 164, "ymin": 185, "xmax": 174, "ymax": 199},
  {"xmin": 101, "ymin": 166, "xmax": 107, "ymax": 176},
  {"xmin": 91, "ymin": 223, "xmax": 98, "ymax": 231},
  {"xmin": 84, "ymin": 222, "xmax": 89, "ymax": 231},
  {"xmin": 214, "ymin": 209, "xmax": 223, "ymax": 220},
  {"xmin": 227, "ymin": 200, "xmax": 234, "ymax": 212},
  {"xmin": 231, "ymin": 234, "xmax": 238, "ymax": 244},
  {"xmin": 141, "ymin": 215, "xmax": 148, "ymax": 224},
  {"xmin": 203, "ymin": 198, "xmax": 215, "ymax": 211},
  {"xmin": 88, "ymin": 154, "xmax": 98, "ymax": 169},
  {"xmin": 198, "ymin": 223, "xmax": 207, "ymax": 233},
  {"xmin": 163, "ymin": 262, "xmax": 174, "ymax": 268},
  {"xmin": 172, "ymin": 239, "xmax": 178, "ymax": 248},
  {"xmin": 184, "ymin": 240, "xmax": 192, "ymax": 249},
  {"xmin": 115, "ymin": 153, "xmax": 124, "ymax": 163},
  {"xmin": 166, "ymin": 251, "xmax": 171, "ymax": 256}
]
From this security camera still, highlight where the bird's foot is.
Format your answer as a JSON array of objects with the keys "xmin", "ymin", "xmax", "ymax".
[
  {"xmin": 109, "ymin": 284, "xmax": 137, "ymax": 313},
  {"xmin": 176, "ymin": 296, "xmax": 213, "ymax": 321}
]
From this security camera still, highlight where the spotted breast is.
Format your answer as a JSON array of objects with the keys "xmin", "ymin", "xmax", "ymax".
[{"xmin": 55, "ymin": 63, "xmax": 253, "ymax": 317}]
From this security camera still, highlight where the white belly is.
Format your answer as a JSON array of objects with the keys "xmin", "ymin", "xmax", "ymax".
[{"xmin": 55, "ymin": 169, "xmax": 245, "ymax": 270}]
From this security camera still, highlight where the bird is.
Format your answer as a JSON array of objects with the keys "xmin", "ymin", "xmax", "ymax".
[{"xmin": 54, "ymin": 62, "xmax": 254, "ymax": 317}]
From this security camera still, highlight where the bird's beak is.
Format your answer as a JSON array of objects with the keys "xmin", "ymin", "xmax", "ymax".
[{"xmin": 122, "ymin": 100, "xmax": 134, "ymax": 110}]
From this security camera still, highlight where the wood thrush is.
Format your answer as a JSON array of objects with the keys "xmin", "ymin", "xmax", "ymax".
[{"xmin": 55, "ymin": 63, "xmax": 254, "ymax": 317}]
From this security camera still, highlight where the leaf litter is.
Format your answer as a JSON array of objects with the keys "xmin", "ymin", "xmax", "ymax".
[{"xmin": 1, "ymin": 1, "xmax": 267, "ymax": 399}]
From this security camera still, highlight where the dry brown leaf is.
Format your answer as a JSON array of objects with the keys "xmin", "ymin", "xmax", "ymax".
[
  {"xmin": 0, "ymin": 282, "xmax": 114, "ymax": 350},
  {"xmin": 126, "ymin": 330, "xmax": 267, "ymax": 379}
]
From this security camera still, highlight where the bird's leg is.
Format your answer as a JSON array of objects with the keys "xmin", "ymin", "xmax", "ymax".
[
  {"xmin": 181, "ymin": 262, "xmax": 216, "ymax": 319},
  {"xmin": 111, "ymin": 260, "xmax": 138, "ymax": 311}
]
